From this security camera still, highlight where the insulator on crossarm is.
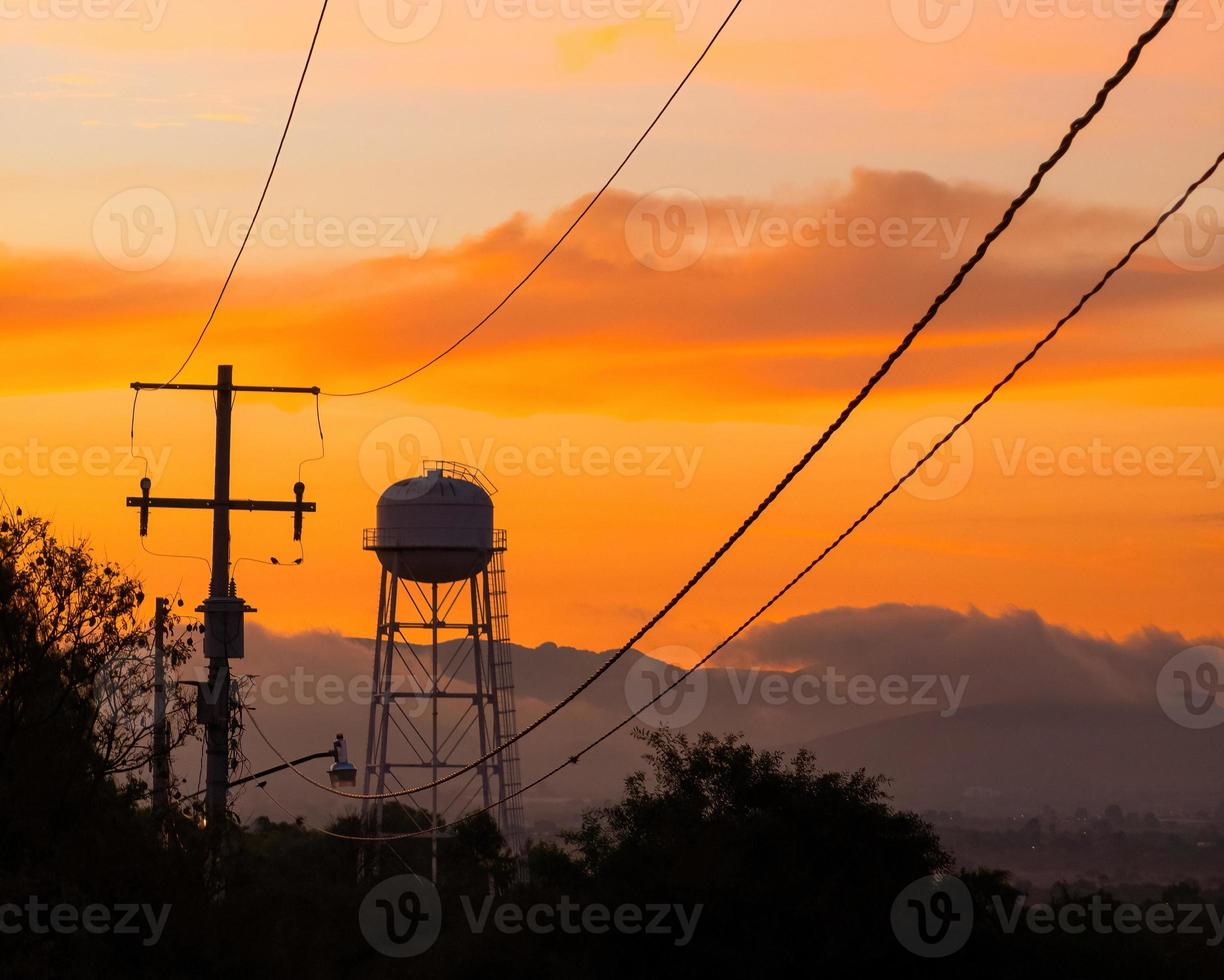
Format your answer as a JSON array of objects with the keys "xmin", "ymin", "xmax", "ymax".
[
  {"xmin": 139, "ymin": 477, "xmax": 152, "ymax": 537},
  {"xmin": 293, "ymin": 481, "xmax": 306, "ymax": 541}
]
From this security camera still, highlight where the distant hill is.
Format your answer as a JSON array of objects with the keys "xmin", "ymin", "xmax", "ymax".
[
  {"xmin": 208, "ymin": 604, "xmax": 1223, "ymax": 829},
  {"xmin": 799, "ymin": 703, "xmax": 1224, "ymax": 816}
]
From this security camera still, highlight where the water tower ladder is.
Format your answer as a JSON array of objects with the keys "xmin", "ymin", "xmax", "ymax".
[{"xmin": 487, "ymin": 548, "xmax": 526, "ymax": 855}]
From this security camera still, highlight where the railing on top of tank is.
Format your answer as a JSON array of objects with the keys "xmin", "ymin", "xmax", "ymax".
[
  {"xmin": 420, "ymin": 460, "xmax": 498, "ymax": 495},
  {"xmin": 363, "ymin": 527, "xmax": 508, "ymax": 551}
]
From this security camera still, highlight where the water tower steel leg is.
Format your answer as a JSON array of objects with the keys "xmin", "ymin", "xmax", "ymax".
[
  {"xmin": 430, "ymin": 582, "xmax": 441, "ymax": 883},
  {"xmin": 373, "ymin": 575, "xmax": 400, "ymax": 844},
  {"xmin": 360, "ymin": 572, "xmax": 388, "ymax": 806},
  {"xmin": 482, "ymin": 566, "xmax": 507, "ymax": 802},
  {"xmin": 469, "ymin": 575, "xmax": 494, "ymax": 812},
  {"xmin": 368, "ymin": 573, "xmax": 399, "ymax": 879}
]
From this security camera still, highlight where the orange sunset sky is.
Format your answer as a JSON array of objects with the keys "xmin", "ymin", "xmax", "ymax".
[{"xmin": 2, "ymin": 1, "xmax": 1222, "ymax": 663}]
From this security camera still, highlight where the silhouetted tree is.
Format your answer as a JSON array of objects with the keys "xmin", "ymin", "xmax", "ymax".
[{"xmin": 522, "ymin": 729, "xmax": 951, "ymax": 972}]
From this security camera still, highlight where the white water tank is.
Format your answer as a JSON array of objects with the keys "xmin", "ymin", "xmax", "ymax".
[{"xmin": 368, "ymin": 463, "xmax": 495, "ymax": 584}]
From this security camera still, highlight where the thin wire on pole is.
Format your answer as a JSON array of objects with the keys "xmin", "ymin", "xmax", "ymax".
[
  {"xmin": 322, "ymin": 0, "xmax": 746, "ymax": 398},
  {"xmin": 160, "ymin": 0, "xmax": 331, "ymax": 387}
]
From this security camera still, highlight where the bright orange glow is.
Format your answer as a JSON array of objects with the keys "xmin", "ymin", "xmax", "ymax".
[{"xmin": 2, "ymin": 2, "xmax": 1222, "ymax": 659}]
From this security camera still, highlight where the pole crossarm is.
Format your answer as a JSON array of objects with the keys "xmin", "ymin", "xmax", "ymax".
[
  {"xmin": 126, "ymin": 497, "xmax": 317, "ymax": 513},
  {"xmin": 131, "ymin": 381, "xmax": 320, "ymax": 395}
]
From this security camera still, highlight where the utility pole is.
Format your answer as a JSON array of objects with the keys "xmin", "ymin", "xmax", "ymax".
[
  {"xmin": 151, "ymin": 597, "xmax": 170, "ymax": 822},
  {"xmin": 203, "ymin": 363, "xmax": 236, "ymax": 839},
  {"xmin": 127, "ymin": 365, "xmax": 318, "ymax": 866}
]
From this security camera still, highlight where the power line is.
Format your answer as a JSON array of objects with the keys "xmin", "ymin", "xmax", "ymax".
[
  {"xmin": 254, "ymin": 782, "xmax": 417, "ymax": 873},
  {"xmin": 321, "ymin": 0, "xmax": 746, "ymax": 398},
  {"xmin": 160, "ymin": 0, "xmax": 331, "ymax": 387},
  {"xmin": 257, "ymin": 145, "xmax": 1224, "ymax": 839},
  {"xmin": 285, "ymin": 0, "xmax": 1182, "ymax": 803}
]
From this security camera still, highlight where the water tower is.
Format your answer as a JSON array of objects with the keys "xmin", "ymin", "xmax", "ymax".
[{"xmin": 360, "ymin": 461, "xmax": 526, "ymax": 879}]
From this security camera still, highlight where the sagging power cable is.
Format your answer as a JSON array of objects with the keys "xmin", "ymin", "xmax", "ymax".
[
  {"xmin": 278, "ymin": 0, "xmax": 1183, "ymax": 803},
  {"xmin": 259, "ymin": 144, "xmax": 1224, "ymax": 839}
]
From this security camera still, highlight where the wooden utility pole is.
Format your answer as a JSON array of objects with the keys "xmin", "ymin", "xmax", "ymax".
[
  {"xmin": 127, "ymin": 365, "xmax": 317, "ymax": 861},
  {"xmin": 151, "ymin": 596, "xmax": 170, "ymax": 820}
]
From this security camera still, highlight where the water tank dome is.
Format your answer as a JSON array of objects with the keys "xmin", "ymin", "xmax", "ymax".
[{"xmin": 365, "ymin": 462, "xmax": 498, "ymax": 584}]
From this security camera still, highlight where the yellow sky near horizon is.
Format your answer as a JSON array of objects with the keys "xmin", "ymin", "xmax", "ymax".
[{"xmin": 2, "ymin": 1, "xmax": 1222, "ymax": 658}]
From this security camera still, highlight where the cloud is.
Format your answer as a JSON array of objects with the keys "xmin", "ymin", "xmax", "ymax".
[
  {"xmin": 3, "ymin": 167, "xmax": 1221, "ymax": 408},
  {"xmin": 722, "ymin": 602, "xmax": 1215, "ymax": 709},
  {"xmin": 222, "ymin": 605, "xmax": 1221, "ymax": 826},
  {"xmin": 271, "ymin": 168, "xmax": 1224, "ymax": 408},
  {"xmin": 556, "ymin": 17, "xmax": 678, "ymax": 72}
]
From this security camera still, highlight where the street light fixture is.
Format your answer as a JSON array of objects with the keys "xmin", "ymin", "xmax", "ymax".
[{"xmin": 327, "ymin": 733, "xmax": 357, "ymax": 789}]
